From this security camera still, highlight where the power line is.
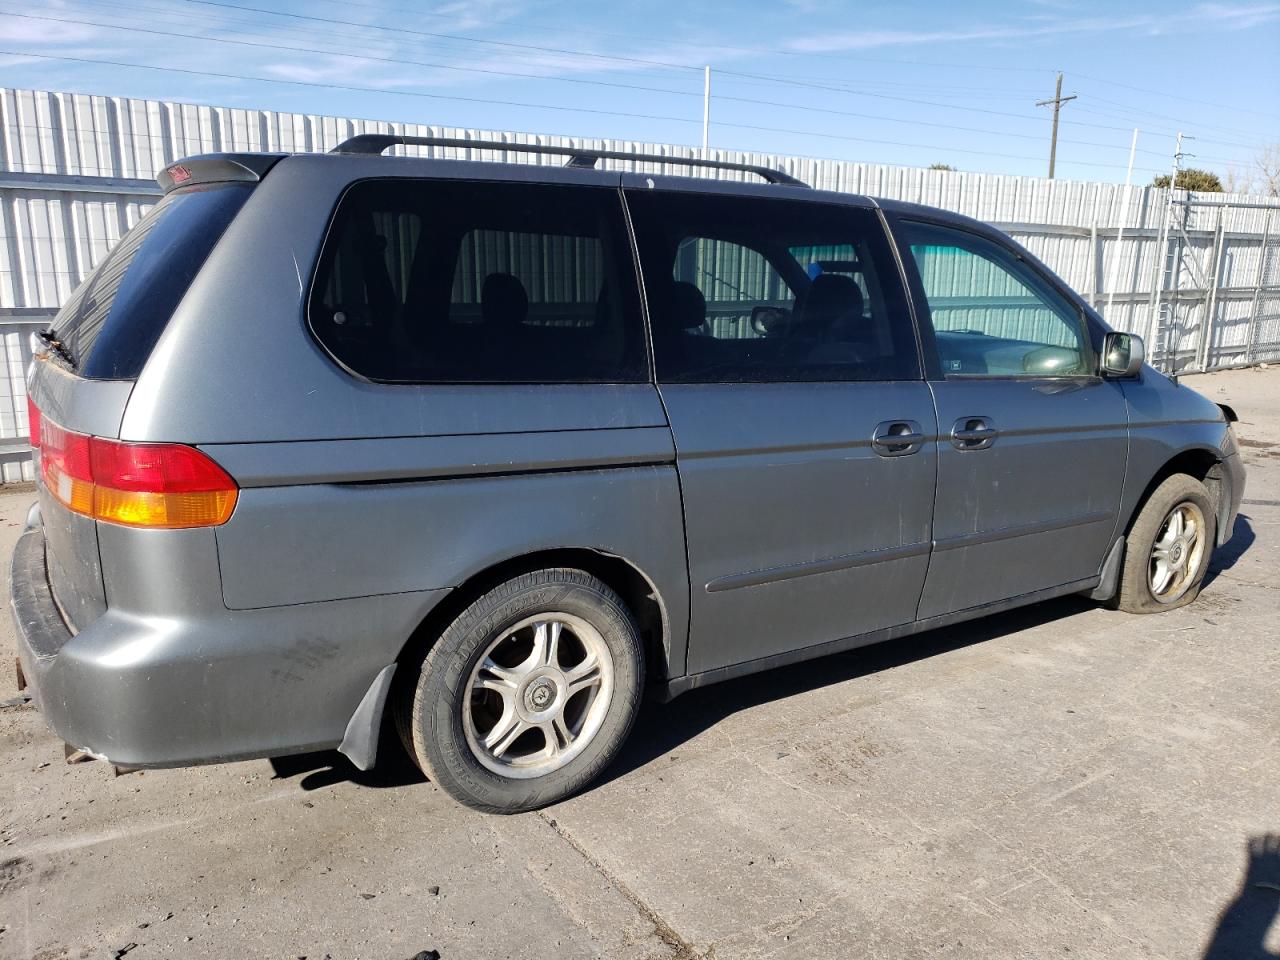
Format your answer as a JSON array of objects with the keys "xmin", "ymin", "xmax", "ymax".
[
  {"xmin": 203, "ymin": 0, "xmax": 1280, "ymax": 133},
  {"xmin": 68, "ymin": 0, "xmax": 583, "ymax": 67},
  {"xmin": 180, "ymin": 0, "xmax": 705, "ymax": 75},
  {"xmin": 714, "ymin": 69, "xmax": 1271, "ymax": 152},
  {"xmin": 69, "ymin": 0, "xmax": 1270, "ymax": 154},
  {"xmin": 0, "ymin": 11, "xmax": 703, "ymax": 100},
  {"xmin": 0, "ymin": 48, "xmax": 1165, "ymax": 174},
  {"xmin": 178, "ymin": 0, "xmax": 1277, "ymax": 146},
  {"xmin": 716, "ymin": 69, "xmax": 1134, "ymax": 133},
  {"xmin": 1073, "ymin": 70, "xmax": 1280, "ymax": 125},
  {"xmin": 701, "ymin": 66, "xmax": 1046, "ymax": 101},
  {"xmin": 713, "ymin": 118, "xmax": 1164, "ymax": 173},
  {"xmin": 306, "ymin": 0, "xmax": 1058, "ymax": 75},
  {"xmin": 1067, "ymin": 106, "xmax": 1261, "ymax": 153},
  {"xmin": 3, "ymin": 6, "xmax": 1265, "ymax": 172},
  {"xmin": 1071, "ymin": 91, "xmax": 1275, "ymax": 145},
  {"xmin": 711, "ymin": 91, "xmax": 1153, "ymax": 154},
  {"xmin": 98, "ymin": 0, "xmax": 1044, "ymax": 100},
  {"xmin": 23, "ymin": 3, "xmax": 1043, "ymax": 105},
  {"xmin": 0, "ymin": 10, "xmax": 1177, "ymax": 158},
  {"xmin": 0, "ymin": 48, "xmax": 707, "ymax": 125}
]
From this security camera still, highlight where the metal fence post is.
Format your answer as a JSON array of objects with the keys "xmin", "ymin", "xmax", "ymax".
[
  {"xmin": 1148, "ymin": 194, "xmax": 1174, "ymax": 369},
  {"xmin": 1245, "ymin": 208, "xmax": 1275, "ymax": 365},
  {"xmin": 1088, "ymin": 221, "xmax": 1101, "ymax": 307},
  {"xmin": 1198, "ymin": 207, "xmax": 1226, "ymax": 371}
]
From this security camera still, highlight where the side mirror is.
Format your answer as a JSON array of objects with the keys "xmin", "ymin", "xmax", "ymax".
[
  {"xmin": 1102, "ymin": 332, "xmax": 1144, "ymax": 378},
  {"xmin": 750, "ymin": 305, "xmax": 792, "ymax": 337}
]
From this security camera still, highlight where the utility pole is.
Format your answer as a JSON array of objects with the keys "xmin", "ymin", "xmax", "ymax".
[
  {"xmin": 1168, "ymin": 131, "xmax": 1191, "ymax": 191},
  {"xmin": 1162, "ymin": 131, "xmax": 1192, "ymax": 233},
  {"xmin": 702, "ymin": 66, "xmax": 711, "ymax": 157},
  {"xmin": 1036, "ymin": 72, "xmax": 1077, "ymax": 179},
  {"xmin": 1150, "ymin": 132, "xmax": 1191, "ymax": 372},
  {"xmin": 1104, "ymin": 128, "xmax": 1140, "ymax": 320}
]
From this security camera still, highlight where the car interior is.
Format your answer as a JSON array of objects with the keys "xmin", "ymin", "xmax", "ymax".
[{"xmin": 648, "ymin": 231, "xmax": 908, "ymax": 382}]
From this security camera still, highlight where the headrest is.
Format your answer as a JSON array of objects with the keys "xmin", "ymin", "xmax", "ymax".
[
  {"xmin": 672, "ymin": 281, "xmax": 707, "ymax": 330},
  {"xmin": 481, "ymin": 273, "xmax": 529, "ymax": 327},
  {"xmin": 802, "ymin": 273, "xmax": 863, "ymax": 326}
]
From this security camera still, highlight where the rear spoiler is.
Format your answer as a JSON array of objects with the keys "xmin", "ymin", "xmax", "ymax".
[{"xmin": 157, "ymin": 153, "xmax": 285, "ymax": 194}]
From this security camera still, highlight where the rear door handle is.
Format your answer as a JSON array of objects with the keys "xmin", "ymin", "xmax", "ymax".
[
  {"xmin": 951, "ymin": 416, "xmax": 998, "ymax": 450},
  {"xmin": 871, "ymin": 420, "xmax": 926, "ymax": 457}
]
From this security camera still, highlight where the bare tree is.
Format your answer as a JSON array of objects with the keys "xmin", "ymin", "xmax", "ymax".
[
  {"xmin": 1256, "ymin": 143, "xmax": 1280, "ymax": 198},
  {"xmin": 1221, "ymin": 165, "xmax": 1256, "ymax": 195}
]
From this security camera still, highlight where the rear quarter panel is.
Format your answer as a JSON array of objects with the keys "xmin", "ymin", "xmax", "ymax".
[{"xmin": 214, "ymin": 461, "xmax": 690, "ymax": 674}]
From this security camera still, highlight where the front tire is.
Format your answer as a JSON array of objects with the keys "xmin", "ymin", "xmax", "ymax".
[
  {"xmin": 397, "ymin": 568, "xmax": 644, "ymax": 813},
  {"xmin": 1115, "ymin": 474, "xmax": 1217, "ymax": 614}
]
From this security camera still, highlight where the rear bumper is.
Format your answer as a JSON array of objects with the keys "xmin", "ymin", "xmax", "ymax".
[
  {"xmin": 10, "ymin": 518, "xmax": 447, "ymax": 768},
  {"xmin": 10, "ymin": 520, "xmax": 76, "ymax": 718}
]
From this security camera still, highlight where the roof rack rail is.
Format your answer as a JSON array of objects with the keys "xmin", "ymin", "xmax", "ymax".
[{"xmin": 329, "ymin": 134, "xmax": 809, "ymax": 187}]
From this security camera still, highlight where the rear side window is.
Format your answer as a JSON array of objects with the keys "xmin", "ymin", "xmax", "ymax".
[
  {"xmin": 626, "ymin": 191, "xmax": 918, "ymax": 383},
  {"xmin": 51, "ymin": 184, "xmax": 253, "ymax": 379},
  {"xmin": 309, "ymin": 180, "xmax": 647, "ymax": 383}
]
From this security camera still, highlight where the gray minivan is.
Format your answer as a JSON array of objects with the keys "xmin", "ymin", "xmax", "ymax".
[{"xmin": 11, "ymin": 137, "xmax": 1245, "ymax": 812}]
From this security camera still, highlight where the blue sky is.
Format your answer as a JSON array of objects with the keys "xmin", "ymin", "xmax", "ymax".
[{"xmin": 0, "ymin": 0, "xmax": 1277, "ymax": 185}]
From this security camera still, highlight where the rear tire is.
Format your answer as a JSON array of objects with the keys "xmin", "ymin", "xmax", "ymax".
[
  {"xmin": 1115, "ymin": 474, "xmax": 1216, "ymax": 614},
  {"xmin": 396, "ymin": 568, "xmax": 644, "ymax": 813}
]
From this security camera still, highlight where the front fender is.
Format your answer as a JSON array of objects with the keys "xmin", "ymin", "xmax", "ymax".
[{"xmin": 1117, "ymin": 372, "xmax": 1240, "ymax": 544}]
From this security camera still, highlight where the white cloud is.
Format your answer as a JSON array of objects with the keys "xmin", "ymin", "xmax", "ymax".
[
  {"xmin": 0, "ymin": 14, "xmax": 99, "ymax": 45},
  {"xmin": 1192, "ymin": 1, "xmax": 1280, "ymax": 27},
  {"xmin": 426, "ymin": 0, "xmax": 535, "ymax": 32},
  {"xmin": 786, "ymin": 3, "xmax": 1280, "ymax": 52}
]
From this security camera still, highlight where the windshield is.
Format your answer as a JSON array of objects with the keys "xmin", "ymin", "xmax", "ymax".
[{"xmin": 50, "ymin": 182, "xmax": 253, "ymax": 379}]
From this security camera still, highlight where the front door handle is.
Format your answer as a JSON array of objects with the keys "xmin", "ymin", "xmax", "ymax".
[
  {"xmin": 951, "ymin": 416, "xmax": 998, "ymax": 450},
  {"xmin": 871, "ymin": 420, "xmax": 926, "ymax": 457}
]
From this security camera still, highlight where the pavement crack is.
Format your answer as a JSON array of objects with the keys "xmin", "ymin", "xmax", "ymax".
[{"xmin": 536, "ymin": 810, "xmax": 703, "ymax": 960}]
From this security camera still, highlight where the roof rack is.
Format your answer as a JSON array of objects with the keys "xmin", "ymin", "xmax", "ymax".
[{"xmin": 328, "ymin": 134, "xmax": 809, "ymax": 187}]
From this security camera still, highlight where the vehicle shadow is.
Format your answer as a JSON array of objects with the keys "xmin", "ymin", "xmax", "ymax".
[
  {"xmin": 1202, "ymin": 833, "xmax": 1280, "ymax": 959},
  {"xmin": 269, "ymin": 732, "xmax": 427, "ymax": 791},
  {"xmin": 598, "ymin": 593, "xmax": 1096, "ymax": 788},
  {"xmin": 1202, "ymin": 513, "xmax": 1256, "ymax": 590}
]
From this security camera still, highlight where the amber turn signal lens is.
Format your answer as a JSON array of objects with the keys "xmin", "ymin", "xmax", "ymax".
[{"xmin": 93, "ymin": 487, "xmax": 237, "ymax": 529}]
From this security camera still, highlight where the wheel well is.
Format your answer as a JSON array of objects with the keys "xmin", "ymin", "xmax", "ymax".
[
  {"xmin": 395, "ymin": 549, "xmax": 670, "ymax": 682},
  {"xmin": 1125, "ymin": 449, "xmax": 1224, "ymax": 537}
]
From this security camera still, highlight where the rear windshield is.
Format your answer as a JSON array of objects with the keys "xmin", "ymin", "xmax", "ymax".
[{"xmin": 50, "ymin": 183, "xmax": 252, "ymax": 379}]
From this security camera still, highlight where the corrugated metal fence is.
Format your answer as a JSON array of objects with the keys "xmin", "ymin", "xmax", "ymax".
[{"xmin": 2, "ymin": 86, "xmax": 1278, "ymax": 481}]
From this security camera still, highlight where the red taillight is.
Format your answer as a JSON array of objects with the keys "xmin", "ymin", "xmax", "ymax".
[
  {"xmin": 27, "ymin": 401, "xmax": 41, "ymax": 448},
  {"xmin": 89, "ymin": 440, "xmax": 236, "ymax": 494},
  {"xmin": 29, "ymin": 402, "xmax": 238, "ymax": 528},
  {"xmin": 37, "ymin": 409, "xmax": 95, "ymax": 516}
]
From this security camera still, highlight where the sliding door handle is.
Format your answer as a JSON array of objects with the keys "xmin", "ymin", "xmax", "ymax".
[
  {"xmin": 871, "ymin": 420, "xmax": 926, "ymax": 457},
  {"xmin": 951, "ymin": 416, "xmax": 998, "ymax": 450}
]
